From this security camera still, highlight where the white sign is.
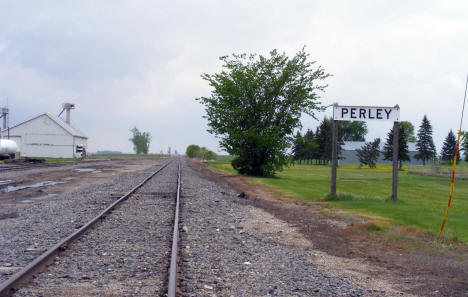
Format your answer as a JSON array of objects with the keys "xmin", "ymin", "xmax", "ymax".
[{"xmin": 333, "ymin": 105, "xmax": 399, "ymax": 121}]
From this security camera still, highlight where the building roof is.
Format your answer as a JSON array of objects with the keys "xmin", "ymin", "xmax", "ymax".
[
  {"xmin": 2, "ymin": 112, "xmax": 87, "ymax": 138},
  {"xmin": 343, "ymin": 141, "xmax": 417, "ymax": 151}
]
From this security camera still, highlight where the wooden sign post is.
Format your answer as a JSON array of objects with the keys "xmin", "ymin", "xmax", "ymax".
[
  {"xmin": 331, "ymin": 104, "xmax": 400, "ymax": 200},
  {"xmin": 391, "ymin": 121, "xmax": 399, "ymax": 201},
  {"xmin": 331, "ymin": 119, "xmax": 338, "ymax": 196}
]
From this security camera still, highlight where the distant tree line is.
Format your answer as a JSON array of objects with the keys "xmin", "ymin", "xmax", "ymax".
[
  {"xmin": 354, "ymin": 115, "xmax": 464, "ymax": 167},
  {"xmin": 185, "ymin": 144, "xmax": 217, "ymax": 160},
  {"xmin": 292, "ymin": 118, "xmax": 367, "ymax": 164},
  {"xmin": 290, "ymin": 115, "xmax": 464, "ymax": 168}
]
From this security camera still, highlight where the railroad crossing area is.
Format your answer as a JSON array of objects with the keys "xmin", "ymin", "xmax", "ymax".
[{"xmin": 1, "ymin": 158, "xmax": 409, "ymax": 296}]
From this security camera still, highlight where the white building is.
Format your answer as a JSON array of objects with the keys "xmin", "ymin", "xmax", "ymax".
[{"xmin": 1, "ymin": 112, "xmax": 88, "ymax": 158}]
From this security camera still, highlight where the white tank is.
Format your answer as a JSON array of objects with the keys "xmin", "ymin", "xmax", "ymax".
[{"xmin": 0, "ymin": 139, "xmax": 19, "ymax": 157}]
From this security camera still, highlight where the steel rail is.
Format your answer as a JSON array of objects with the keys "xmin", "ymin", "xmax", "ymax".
[
  {"xmin": 167, "ymin": 159, "xmax": 181, "ymax": 297},
  {"xmin": 0, "ymin": 159, "xmax": 174, "ymax": 297}
]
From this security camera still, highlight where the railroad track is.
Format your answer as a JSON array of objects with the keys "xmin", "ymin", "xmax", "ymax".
[
  {"xmin": 0, "ymin": 159, "xmax": 110, "ymax": 172},
  {"xmin": 0, "ymin": 158, "xmax": 182, "ymax": 297}
]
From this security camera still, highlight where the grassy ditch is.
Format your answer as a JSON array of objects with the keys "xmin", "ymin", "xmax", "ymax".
[{"xmin": 209, "ymin": 161, "xmax": 468, "ymax": 243}]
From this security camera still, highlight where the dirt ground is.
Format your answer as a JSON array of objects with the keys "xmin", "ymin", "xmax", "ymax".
[
  {"xmin": 188, "ymin": 160, "xmax": 468, "ymax": 297},
  {"xmin": 0, "ymin": 158, "xmax": 163, "ymax": 215}
]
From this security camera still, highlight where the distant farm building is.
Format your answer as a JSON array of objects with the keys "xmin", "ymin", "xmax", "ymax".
[
  {"xmin": 1, "ymin": 112, "xmax": 87, "ymax": 159},
  {"xmin": 340, "ymin": 141, "xmax": 423, "ymax": 165}
]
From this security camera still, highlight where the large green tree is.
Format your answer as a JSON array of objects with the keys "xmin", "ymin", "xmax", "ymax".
[
  {"xmin": 198, "ymin": 48, "xmax": 329, "ymax": 176},
  {"xmin": 440, "ymin": 130, "xmax": 460, "ymax": 164},
  {"xmin": 129, "ymin": 127, "xmax": 151, "ymax": 154},
  {"xmin": 382, "ymin": 124, "xmax": 410, "ymax": 168},
  {"xmin": 414, "ymin": 115, "xmax": 436, "ymax": 165}
]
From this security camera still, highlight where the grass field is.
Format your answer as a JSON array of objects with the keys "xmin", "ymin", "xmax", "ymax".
[
  {"xmin": 215, "ymin": 155, "xmax": 235, "ymax": 163},
  {"xmin": 209, "ymin": 161, "xmax": 468, "ymax": 242}
]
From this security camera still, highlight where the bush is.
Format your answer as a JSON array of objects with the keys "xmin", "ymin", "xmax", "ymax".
[
  {"xmin": 185, "ymin": 144, "xmax": 217, "ymax": 160},
  {"xmin": 186, "ymin": 145, "xmax": 201, "ymax": 158}
]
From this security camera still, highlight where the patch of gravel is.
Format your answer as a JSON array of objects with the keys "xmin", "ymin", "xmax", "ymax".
[
  {"xmin": 0, "ymin": 160, "xmax": 112, "ymax": 180},
  {"xmin": 0, "ymin": 159, "xmax": 166, "ymax": 283},
  {"xmin": 180, "ymin": 161, "xmax": 412, "ymax": 297},
  {"xmin": 14, "ymin": 160, "xmax": 179, "ymax": 296}
]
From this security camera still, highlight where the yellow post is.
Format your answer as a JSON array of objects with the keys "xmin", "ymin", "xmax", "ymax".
[{"xmin": 439, "ymin": 129, "xmax": 462, "ymax": 236}]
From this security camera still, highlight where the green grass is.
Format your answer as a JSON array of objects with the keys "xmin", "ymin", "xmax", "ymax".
[
  {"xmin": 209, "ymin": 161, "xmax": 468, "ymax": 242},
  {"xmin": 215, "ymin": 155, "xmax": 235, "ymax": 163},
  {"xmin": 43, "ymin": 158, "xmax": 80, "ymax": 163}
]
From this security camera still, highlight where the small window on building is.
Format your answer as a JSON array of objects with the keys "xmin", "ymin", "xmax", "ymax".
[{"xmin": 76, "ymin": 145, "xmax": 83, "ymax": 153}]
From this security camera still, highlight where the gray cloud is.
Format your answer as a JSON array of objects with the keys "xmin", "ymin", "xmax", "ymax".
[{"xmin": 1, "ymin": 0, "xmax": 467, "ymax": 154}]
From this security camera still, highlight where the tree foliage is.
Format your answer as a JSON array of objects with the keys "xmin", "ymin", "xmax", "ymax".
[
  {"xmin": 414, "ymin": 115, "xmax": 436, "ymax": 165},
  {"xmin": 292, "ymin": 130, "xmax": 319, "ymax": 163},
  {"xmin": 338, "ymin": 121, "xmax": 368, "ymax": 141},
  {"xmin": 356, "ymin": 138, "xmax": 381, "ymax": 168},
  {"xmin": 315, "ymin": 117, "xmax": 344, "ymax": 163},
  {"xmin": 292, "ymin": 118, "xmax": 344, "ymax": 164},
  {"xmin": 292, "ymin": 131, "xmax": 306, "ymax": 161},
  {"xmin": 199, "ymin": 147, "xmax": 217, "ymax": 160},
  {"xmin": 399, "ymin": 121, "xmax": 416, "ymax": 142},
  {"xmin": 129, "ymin": 127, "xmax": 151, "ymax": 154},
  {"xmin": 186, "ymin": 144, "xmax": 201, "ymax": 158},
  {"xmin": 185, "ymin": 144, "xmax": 217, "ymax": 160},
  {"xmin": 440, "ymin": 130, "xmax": 460, "ymax": 164},
  {"xmin": 461, "ymin": 131, "xmax": 468, "ymax": 162},
  {"xmin": 198, "ymin": 48, "xmax": 329, "ymax": 176},
  {"xmin": 383, "ymin": 124, "xmax": 410, "ymax": 168}
]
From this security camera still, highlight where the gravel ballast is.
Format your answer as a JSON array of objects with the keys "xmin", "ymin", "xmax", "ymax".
[
  {"xmin": 13, "ymin": 159, "xmax": 179, "ymax": 296},
  {"xmin": 2, "ymin": 158, "xmax": 414, "ymax": 296},
  {"xmin": 0, "ymin": 159, "xmax": 166, "ymax": 283}
]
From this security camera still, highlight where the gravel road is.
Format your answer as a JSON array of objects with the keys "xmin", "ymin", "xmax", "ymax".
[
  {"xmin": 0, "ymin": 159, "xmax": 165, "ymax": 284},
  {"xmin": 13, "ymin": 159, "xmax": 179, "ymax": 296}
]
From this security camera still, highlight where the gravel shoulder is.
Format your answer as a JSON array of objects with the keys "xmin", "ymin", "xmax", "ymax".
[
  {"xmin": 187, "ymin": 160, "xmax": 468, "ymax": 297},
  {"xmin": 181, "ymin": 160, "xmax": 412, "ymax": 296}
]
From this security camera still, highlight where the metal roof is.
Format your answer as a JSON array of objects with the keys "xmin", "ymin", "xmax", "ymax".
[{"xmin": 2, "ymin": 112, "xmax": 88, "ymax": 138}]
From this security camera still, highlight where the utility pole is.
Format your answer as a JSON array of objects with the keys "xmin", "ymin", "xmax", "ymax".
[{"xmin": 1, "ymin": 107, "xmax": 8, "ymax": 130}]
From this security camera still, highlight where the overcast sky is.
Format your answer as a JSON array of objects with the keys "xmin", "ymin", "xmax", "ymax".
[{"xmin": 1, "ymin": 0, "xmax": 467, "ymax": 154}]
